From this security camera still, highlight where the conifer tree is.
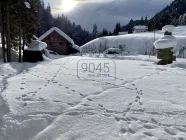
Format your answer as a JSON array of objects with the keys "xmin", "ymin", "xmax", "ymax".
[
  {"xmin": 128, "ymin": 19, "xmax": 134, "ymax": 34},
  {"xmin": 113, "ymin": 22, "xmax": 121, "ymax": 35},
  {"xmin": 145, "ymin": 16, "xmax": 148, "ymax": 26},
  {"xmin": 92, "ymin": 24, "xmax": 99, "ymax": 39}
]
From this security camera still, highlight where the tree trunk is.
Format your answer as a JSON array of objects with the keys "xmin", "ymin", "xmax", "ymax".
[
  {"xmin": 22, "ymin": 29, "xmax": 25, "ymax": 51},
  {"xmin": 18, "ymin": 0, "xmax": 22, "ymax": 62},
  {"xmin": 5, "ymin": 0, "xmax": 11, "ymax": 62},
  {"xmin": 0, "ymin": 5, "xmax": 6, "ymax": 63}
]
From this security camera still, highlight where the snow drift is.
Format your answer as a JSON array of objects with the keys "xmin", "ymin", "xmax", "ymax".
[{"xmin": 81, "ymin": 26, "xmax": 186, "ymax": 55}]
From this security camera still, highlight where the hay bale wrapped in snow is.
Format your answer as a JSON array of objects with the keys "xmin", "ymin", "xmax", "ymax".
[
  {"xmin": 154, "ymin": 25, "xmax": 177, "ymax": 65},
  {"xmin": 23, "ymin": 40, "xmax": 48, "ymax": 63}
]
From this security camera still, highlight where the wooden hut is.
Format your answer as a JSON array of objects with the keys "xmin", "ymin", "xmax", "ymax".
[{"xmin": 38, "ymin": 27, "xmax": 79, "ymax": 55}]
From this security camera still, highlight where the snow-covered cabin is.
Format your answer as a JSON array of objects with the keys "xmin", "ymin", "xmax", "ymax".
[
  {"xmin": 133, "ymin": 26, "xmax": 148, "ymax": 33},
  {"xmin": 38, "ymin": 27, "xmax": 79, "ymax": 55}
]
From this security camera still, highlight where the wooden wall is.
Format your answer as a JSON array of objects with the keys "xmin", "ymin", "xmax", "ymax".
[{"xmin": 42, "ymin": 31, "xmax": 73, "ymax": 55}]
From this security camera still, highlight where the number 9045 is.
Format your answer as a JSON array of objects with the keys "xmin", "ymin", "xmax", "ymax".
[{"xmin": 77, "ymin": 59, "xmax": 116, "ymax": 81}]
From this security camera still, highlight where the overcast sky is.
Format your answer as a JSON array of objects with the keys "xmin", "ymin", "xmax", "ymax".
[{"xmin": 44, "ymin": 0, "xmax": 174, "ymax": 31}]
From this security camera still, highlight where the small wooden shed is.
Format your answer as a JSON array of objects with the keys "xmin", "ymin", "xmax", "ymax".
[{"xmin": 38, "ymin": 27, "xmax": 79, "ymax": 55}]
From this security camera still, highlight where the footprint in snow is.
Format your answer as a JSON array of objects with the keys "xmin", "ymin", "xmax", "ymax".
[
  {"xmin": 87, "ymin": 98, "xmax": 92, "ymax": 101},
  {"xmin": 136, "ymin": 96, "xmax": 140, "ymax": 99},
  {"xmin": 126, "ymin": 108, "xmax": 130, "ymax": 111},
  {"xmin": 82, "ymin": 104, "xmax": 90, "ymax": 107},
  {"xmin": 128, "ymin": 128, "xmax": 135, "ymax": 134},
  {"xmin": 15, "ymin": 97, "xmax": 21, "ymax": 100},
  {"xmin": 67, "ymin": 103, "xmax": 74, "ymax": 106},
  {"xmin": 139, "ymin": 102, "xmax": 143, "ymax": 105},
  {"xmin": 39, "ymin": 98, "xmax": 45, "ymax": 101},
  {"xmin": 176, "ymin": 127, "xmax": 186, "ymax": 133},
  {"xmin": 114, "ymin": 116, "xmax": 120, "ymax": 122},
  {"xmin": 98, "ymin": 104, "xmax": 104, "ymax": 108},
  {"xmin": 23, "ymin": 103, "xmax": 27, "ymax": 107},
  {"xmin": 143, "ymin": 132, "xmax": 154, "ymax": 137},
  {"xmin": 120, "ymin": 128, "xmax": 127, "ymax": 134},
  {"xmin": 22, "ymin": 94, "xmax": 27, "ymax": 97},
  {"xmin": 140, "ymin": 120, "xmax": 149, "ymax": 123},
  {"xmin": 143, "ymin": 124, "xmax": 157, "ymax": 129},
  {"xmin": 164, "ymin": 128, "xmax": 176, "ymax": 136},
  {"xmin": 126, "ymin": 117, "xmax": 132, "ymax": 121},
  {"xmin": 178, "ymin": 137, "xmax": 185, "ymax": 140},
  {"xmin": 53, "ymin": 100, "xmax": 61, "ymax": 103},
  {"xmin": 79, "ymin": 93, "xmax": 85, "ymax": 97},
  {"xmin": 150, "ymin": 118, "xmax": 158, "ymax": 124}
]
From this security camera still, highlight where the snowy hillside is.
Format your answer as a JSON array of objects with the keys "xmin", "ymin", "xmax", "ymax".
[
  {"xmin": 0, "ymin": 55, "xmax": 186, "ymax": 140},
  {"xmin": 81, "ymin": 26, "xmax": 186, "ymax": 55}
]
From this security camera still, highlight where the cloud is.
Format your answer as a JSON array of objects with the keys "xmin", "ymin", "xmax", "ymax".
[{"xmin": 44, "ymin": 0, "xmax": 174, "ymax": 31}]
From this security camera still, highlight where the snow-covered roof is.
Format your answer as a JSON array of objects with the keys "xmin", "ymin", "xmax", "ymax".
[
  {"xmin": 38, "ymin": 27, "xmax": 80, "ymax": 51},
  {"xmin": 26, "ymin": 40, "xmax": 47, "ymax": 51},
  {"xmin": 134, "ymin": 26, "xmax": 148, "ymax": 30}
]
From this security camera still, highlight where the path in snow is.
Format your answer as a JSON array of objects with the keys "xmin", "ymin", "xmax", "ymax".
[
  {"xmin": 0, "ymin": 63, "xmax": 26, "ymax": 139},
  {"xmin": 0, "ymin": 56, "xmax": 186, "ymax": 140}
]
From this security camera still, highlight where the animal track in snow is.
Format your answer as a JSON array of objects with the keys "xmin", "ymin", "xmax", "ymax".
[
  {"xmin": 98, "ymin": 104, "xmax": 104, "ymax": 108},
  {"xmin": 23, "ymin": 103, "xmax": 27, "ymax": 107},
  {"xmin": 143, "ymin": 132, "xmax": 154, "ymax": 137},
  {"xmin": 139, "ymin": 101, "xmax": 143, "ymax": 105},
  {"xmin": 150, "ymin": 118, "xmax": 158, "ymax": 124},
  {"xmin": 15, "ymin": 97, "xmax": 21, "ymax": 100},
  {"xmin": 120, "ymin": 128, "xmax": 127, "ymax": 134},
  {"xmin": 87, "ymin": 98, "xmax": 92, "ymax": 101},
  {"xmin": 136, "ymin": 96, "xmax": 140, "ymax": 99},
  {"xmin": 22, "ymin": 94, "xmax": 27, "ymax": 97},
  {"xmin": 176, "ymin": 127, "xmax": 186, "ymax": 133},
  {"xmin": 143, "ymin": 124, "xmax": 157, "ymax": 129},
  {"xmin": 53, "ymin": 100, "xmax": 61, "ymax": 103},
  {"xmin": 164, "ymin": 128, "xmax": 176, "ymax": 136},
  {"xmin": 128, "ymin": 128, "xmax": 135, "ymax": 134}
]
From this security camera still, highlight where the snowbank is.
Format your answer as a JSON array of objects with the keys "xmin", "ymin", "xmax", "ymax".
[{"xmin": 81, "ymin": 26, "xmax": 186, "ymax": 55}]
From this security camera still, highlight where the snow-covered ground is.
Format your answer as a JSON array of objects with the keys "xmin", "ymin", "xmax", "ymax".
[
  {"xmin": 0, "ymin": 55, "xmax": 186, "ymax": 140},
  {"xmin": 81, "ymin": 26, "xmax": 186, "ymax": 55}
]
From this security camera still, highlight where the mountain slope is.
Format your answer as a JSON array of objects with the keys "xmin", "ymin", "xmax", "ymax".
[
  {"xmin": 150, "ymin": 0, "xmax": 186, "ymax": 29},
  {"xmin": 122, "ymin": 0, "xmax": 186, "ymax": 32}
]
